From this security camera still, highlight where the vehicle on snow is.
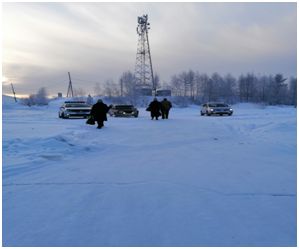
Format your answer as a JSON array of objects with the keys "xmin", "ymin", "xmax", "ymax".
[
  {"xmin": 109, "ymin": 105, "xmax": 139, "ymax": 117},
  {"xmin": 59, "ymin": 101, "xmax": 92, "ymax": 119},
  {"xmin": 201, "ymin": 102, "xmax": 233, "ymax": 116}
]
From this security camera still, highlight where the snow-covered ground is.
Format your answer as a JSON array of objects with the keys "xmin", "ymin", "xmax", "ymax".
[{"xmin": 3, "ymin": 96, "xmax": 297, "ymax": 246}]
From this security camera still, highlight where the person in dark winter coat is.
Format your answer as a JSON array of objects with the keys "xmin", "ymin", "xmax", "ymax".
[
  {"xmin": 90, "ymin": 99, "xmax": 112, "ymax": 129},
  {"xmin": 160, "ymin": 98, "xmax": 172, "ymax": 119},
  {"xmin": 148, "ymin": 98, "xmax": 162, "ymax": 120}
]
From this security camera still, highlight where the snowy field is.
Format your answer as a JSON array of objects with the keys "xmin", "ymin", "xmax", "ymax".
[{"xmin": 2, "ymin": 96, "xmax": 297, "ymax": 246}]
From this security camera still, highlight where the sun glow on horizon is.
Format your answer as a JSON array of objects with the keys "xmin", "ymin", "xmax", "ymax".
[
  {"xmin": 2, "ymin": 76, "xmax": 9, "ymax": 83},
  {"xmin": 4, "ymin": 93, "xmax": 29, "ymax": 99}
]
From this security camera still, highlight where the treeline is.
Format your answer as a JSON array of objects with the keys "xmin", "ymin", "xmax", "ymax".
[
  {"xmin": 108, "ymin": 71, "xmax": 296, "ymax": 106},
  {"xmin": 167, "ymin": 71, "xmax": 297, "ymax": 106},
  {"xmin": 21, "ymin": 71, "xmax": 296, "ymax": 107}
]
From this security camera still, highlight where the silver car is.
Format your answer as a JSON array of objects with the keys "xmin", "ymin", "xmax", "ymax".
[
  {"xmin": 59, "ymin": 101, "xmax": 92, "ymax": 119},
  {"xmin": 201, "ymin": 102, "xmax": 233, "ymax": 116}
]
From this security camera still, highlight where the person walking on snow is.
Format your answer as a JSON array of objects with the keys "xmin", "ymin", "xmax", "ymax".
[
  {"xmin": 160, "ymin": 98, "xmax": 172, "ymax": 119},
  {"xmin": 90, "ymin": 99, "xmax": 112, "ymax": 129},
  {"xmin": 148, "ymin": 98, "xmax": 162, "ymax": 120},
  {"xmin": 86, "ymin": 94, "xmax": 94, "ymax": 105}
]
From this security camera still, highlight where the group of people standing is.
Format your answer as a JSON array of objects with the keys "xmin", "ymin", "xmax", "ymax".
[
  {"xmin": 89, "ymin": 97, "xmax": 172, "ymax": 129},
  {"xmin": 147, "ymin": 98, "xmax": 172, "ymax": 120}
]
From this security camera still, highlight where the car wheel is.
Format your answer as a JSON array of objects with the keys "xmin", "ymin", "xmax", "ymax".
[
  {"xmin": 206, "ymin": 111, "xmax": 211, "ymax": 116},
  {"xmin": 200, "ymin": 111, "xmax": 204, "ymax": 116}
]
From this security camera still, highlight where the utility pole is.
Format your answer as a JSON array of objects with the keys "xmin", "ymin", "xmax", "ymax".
[
  {"xmin": 11, "ymin": 83, "xmax": 17, "ymax": 102},
  {"xmin": 120, "ymin": 78, "xmax": 123, "ymax": 97},
  {"xmin": 67, "ymin": 72, "xmax": 74, "ymax": 98}
]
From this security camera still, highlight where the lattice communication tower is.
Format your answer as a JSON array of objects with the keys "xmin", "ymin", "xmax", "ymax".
[{"xmin": 134, "ymin": 14, "xmax": 156, "ymax": 96}]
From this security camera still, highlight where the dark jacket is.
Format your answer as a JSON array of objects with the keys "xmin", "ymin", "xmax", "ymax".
[
  {"xmin": 90, "ymin": 102, "xmax": 111, "ymax": 121},
  {"xmin": 161, "ymin": 100, "xmax": 172, "ymax": 111},
  {"xmin": 149, "ymin": 100, "xmax": 161, "ymax": 116}
]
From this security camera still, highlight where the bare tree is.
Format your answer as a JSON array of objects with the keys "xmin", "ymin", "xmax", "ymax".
[
  {"xmin": 119, "ymin": 71, "xmax": 136, "ymax": 97},
  {"xmin": 73, "ymin": 87, "xmax": 86, "ymax": 97},
  {"xmin": 267, "ymin": 74, "xmax": 288, "ymax": 105},
  {"xmin": 103, "ymin": 79, "xmax": 120, "ymax": 97},
  {"xmin": 153, "ymin": 73, "xmax": 161, "ymax": 91},
  {"xmin": 194, "ymin": 73, "xmax": 208, "ymax": 102},
  {"xmin": 170, "ymin": 74, "xmax": 183, "ymax": 96},
  {"xmin": 222, "ymin": 74, "xmax": 237, "ymax": 103},
  {"xmin": 201, "ymin": 73, "xmax": 223, "ymax": 102},
  {"xmin": 256, "ymin": 75, "xmax": 270, "ymax": 103},
  {"xmin": 238, "ymin": 73, "xmax": 258, "ymax": 102},
  {"xmin": 94, "ymin": 82, "xmax": 104, "ymax": 96}
]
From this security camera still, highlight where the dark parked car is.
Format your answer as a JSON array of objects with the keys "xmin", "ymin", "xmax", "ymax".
[
  {"xmin": 201, "ymin": 102, "xmax": 233, "ymax": 116},
  {"xmin": 109, "ymin": 105, "xmax": 139, "ymax": 117},
  {"xmin": 59, "ymin": 101, "xmax": 91, "ymax": 119}
]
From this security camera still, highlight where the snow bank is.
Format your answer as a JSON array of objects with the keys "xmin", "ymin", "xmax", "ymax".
[{"xmin": 2, "ymin": 95, "xmax": 19, "ymax": 109}]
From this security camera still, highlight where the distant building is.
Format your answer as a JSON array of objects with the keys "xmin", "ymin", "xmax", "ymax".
[
  {"xmin": 58, "ymin": 93, "xmax": 63, "ymax": 98},
  {"xmin": 136, "ymin": 87, "xmax": 153, "ymax": 96},
  {"xmin": 156, "ymin": 89, "xmax": 171, "ymax": 96}
]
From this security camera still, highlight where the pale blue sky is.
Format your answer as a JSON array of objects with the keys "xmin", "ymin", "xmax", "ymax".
[{"xmin": 2, "ymin": 2, "xmax": 297, "ymax": 96}]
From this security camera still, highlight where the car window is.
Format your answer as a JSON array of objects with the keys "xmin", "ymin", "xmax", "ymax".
[
  {"xmin": 216, "ymin": 104, "xmax": 228, "ymax": 107},
  {"xmin": 115, "ymin": 105, "xmax": 134, "ymax": 109}
]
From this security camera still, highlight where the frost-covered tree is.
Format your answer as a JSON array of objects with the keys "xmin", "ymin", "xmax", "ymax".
[
  {"xmin": 35, "ymin": 87, "xmax": 49, "ymax": 105},
  {"xmin": 103, "ymin": 80, "xmax": 120, "ymax": 97},
  {"xmin": 119, "ymin": 71, "xmax": 136, "ymax": 97},
  {"xmin": 94, "ymin": 82, "xmax": 104, "ymax": 96},
  {"xmin": 22, "ymin": 87, "xmax": 49, "ymax": 106}
]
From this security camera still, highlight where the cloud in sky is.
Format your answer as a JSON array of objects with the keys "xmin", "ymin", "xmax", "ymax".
[{"xmin": 2, "ymin": 2, "xmax": 297, "ymax": 96}]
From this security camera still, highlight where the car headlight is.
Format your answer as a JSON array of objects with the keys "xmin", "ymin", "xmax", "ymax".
[
  {"xmin": 210, "ymin": 108, "xmax": 214, "ymax": 111},
  {"xmin": 230, "ymin": 109, "xmax": 233, "ymax": 111}
]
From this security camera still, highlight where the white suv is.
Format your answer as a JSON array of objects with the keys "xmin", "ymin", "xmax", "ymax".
[
  {"xmin": 201, "ymin": 102, "xmax": 233, "ymax": 116},
  {"xmin": 59, "ymin": 101, "xmax": 92, "ymax": 119}
]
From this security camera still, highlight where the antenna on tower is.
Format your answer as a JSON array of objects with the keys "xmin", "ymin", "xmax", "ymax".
[
  {"xmin": 134, "ymin": 14, "xmax": 156, "ymax": 96},
  {"xmin": 67, "ymin": 72, "xmax": 74, "ymax": 98}
]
